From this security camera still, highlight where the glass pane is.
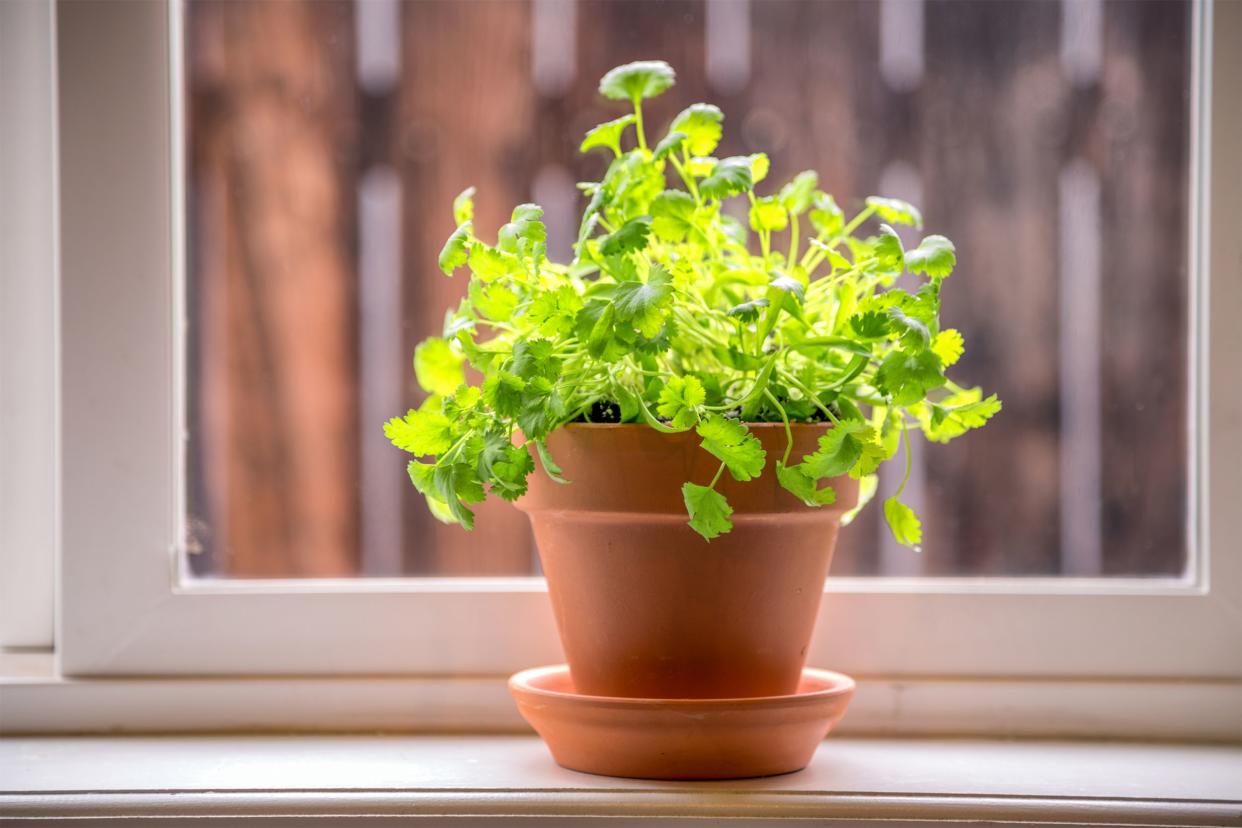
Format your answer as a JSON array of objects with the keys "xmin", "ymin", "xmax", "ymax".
[{"xmin": 184, "ymin": 0, "xmax": 1191, "ymax": 578}]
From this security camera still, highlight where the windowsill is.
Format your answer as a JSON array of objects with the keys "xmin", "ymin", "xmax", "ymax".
[{"xmin": 2, "ymin": 734, "xmax": 1240, "ymax": 824}]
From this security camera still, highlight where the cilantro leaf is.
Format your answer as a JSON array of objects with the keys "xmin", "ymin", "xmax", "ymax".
[
  {"xmin": 867, "ymin": 196, "xmax": 923, "ymax": 228},
  {"xmin": 384, "ymin": 408, "xmax": 453, "ymax": 456},
  {"xmin": 697, "ymin": 416, "xmax": 766, "ymax": 481},
  {"xmin": 801, "ymin": 421, "xmax": 870, "ymax": 479},
  {"xmin": 904, "ymin": 234, "xmax": 956, "ymax": 278},
  {"xmin": 482, "ymin": 371, "xmax": 526, "ymax": 418},
  {"xmin": 922, "ymin": 392, "xmax": 1002, "ymax": 443},
  {"xmin": 778, "ymin": 171, "xmax": 819, "ymax": 215},
  {"xmin": 599, "ymin": 215, "xmax": 652, "ymax": 256},
  {"xmin": 599, "ymin": 60, "xmax": 675, "ymax": 103},
  {"xmin": 809, "ymin": 193, "xmax": 844, "ymax": 236},
  {"xmin": 438, "ymin": 221, "xmax": 472, "ymax": 275},
  {"xmin": 535, "ymin": 439, "xmax": 570, "ymax": 483},
  {"xmin": 699, "ymin": 156, "xmax": 754, "ymax": 200},
  {"xmin": 748, "ymin": 153, "xmax": 771, "ymax": 184},
  {"xmin": 874, "ymin": 224, "xmax": 905, "ymax": 271},
  {"xmin": 875, "ymin": 349, "xmax": 945, "ymax": 406},
  {"xmin": 776, "ymin": 461, "xmax": 837, "ymax": 507},
  {"xmin": 932, "ymin": 328, "xmax": 964, "ymax": 367},
  {"xmin": 650, "ymin": 190, "xmax": 696, "ymax": 242},
  {"xmin": 468, "ymin": 280, "xmax": 518, "ymax": 322},
  {"xmin": 749, "ymin": 196, "xmax": 789, "ymax": 232},
  {"xmin": 728, "ymin": 297, "xmax": 769, "ymax": 322},
  {"xmin": 413, "ymin": 337, "xmax": 465, "ymax": 396},
  {"xmin": 850, "ymin": 310, "xmax": 891, "ymax": 339},
  {"xmin": 883, "ymin": 496, "xmax": 923, "ymax": 547},
  {"xmin": 585, "ymin": 302, "xmax": 618, "ymax": 360},
  {"xmin": 452, "ymin": 186, "xmax": 475, "ymax": 226},
  {"xmin": 682, "ymin": 482, "xmax": 733, "ymax": 540},
  {"xmin": 652, "ymin": 130, "xmax": 687, "ymax": 161},
  {"xmin": 489, "ymin": 443, "xmax": 536, "ymax": 501},
  {"xmin": 613, "ymin": 264, "xmax": 673, "ymax": 337},
  {"xmin": 657, "ymin": 375, "xmax": 706, "ymax": 428},
  {"xmin": 581, "ymin": 114, "xmax": 635, "ymax": 156},
  {"xmin": 668, "ymin": 103, "xmax": 724, "ymax": 156},
  {"xmin": 498, "ymin": 203, "xmax": 547, "ymax": 254},
  {"xmin": 527, "ymin": 285, "xmax": 584, "ymax": 337}
]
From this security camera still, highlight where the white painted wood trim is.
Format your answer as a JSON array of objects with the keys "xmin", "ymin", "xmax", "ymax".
[
  {"xmin": 0, "ymin": 0, "xmax": 58, "ymax": 649},
  {"xmin": 3, "ymin": 654, "xmax": 1239, "ymax": 741},
  {"xmin": 2, "ymin": 736, "xmax": 1240, "ymax": 825}
]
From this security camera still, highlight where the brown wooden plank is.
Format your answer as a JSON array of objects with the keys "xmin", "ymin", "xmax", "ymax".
[
  {"xmin": 397, "ymin": 0, "xmax": 538, "ymax": 575},
  {"xmin": 187, "ymin": 0, "xmax": 361, "ymax": 577}
]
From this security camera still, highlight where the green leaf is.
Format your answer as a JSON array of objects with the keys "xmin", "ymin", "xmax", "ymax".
[
  {"xmin": 657, "ymin": 375, "xmax": 706, "ymax": 428},
  {"xmin": 850, "ymin": 310, "xmax": 891, "ymax": 339},
  {"xmin": 728, "ymin": 297, "xmax": 769, "ymax": 322},
  {"xmin": 904, "ymin": 234, "xmax": 956, "ymax": 278},
  {"xmin": 586, "ymin": 302, "xmax": 617, "ymax": 360},
  {"xmin": 778, "ymin": 171, "xmax": 819, "ymax": 215},
  {"xmin": 749, "ymin": 196, "xmax": 789, "ymax": 232},
  {"xmin": 883, "ymin": 496, "xmax": 923, "ymax": 547},
  {"xmin": 682, "ymin": 482, "xmax": 733, "ymax": 540},
  {"xmin": 413, "ymin": 337, "xmax": 465, "ymax": 396},
  {"xmin": 614, "ymin": 264, "xmax": 673, "ymax": 337},
  {"xmin": 699, "ymin": 156, "xmax": 754, "ymax": 200},
  {"xmin": 652, "ymin": 130, "xmax": 687, "ymax": 161},
  {"xmin": 888, "ymin": 306, "xmax": 931, "ymax": 350},
  {"xmin": 876, "ymin": 349, "xmax": 945, "ymax": 406},
  {"xmin": 776, "ymin": 461, "xmax": 837, "ymax": 507},
  {"xmin": 438, "ymin": 221, "xmax": 472, "ymax": 275},
  {"xmin": 923, "ymin": 392, "xmax": 1002, "ymax": 443},
  {"xmin": 748, "ymin": 153, "xmax": 770, "ymax": 184},
  {"xmin": 482, "ymin": 371, "xmax": 527, "ymax": 418},
  {"xmin": 867, "ymin": 196, "xmax": 923, "ymax": 228},
  {"xmin": 932, "ymin": 328, "xmax": 964, "ymax": 367},
  {"xmin": 489, "ymin": 443, "xmax": 536, "ymax": 501},
  {"xmin": 580, "ymin": 114, "xmax": 635, "ymax": 156},
  {"xmin": 468, "ymin": 280, "xmax": 518, "ymax": 323},
  {"xmin": 467, "ymin": 244, "xmax": 517, "ymax": 281},
  {"xmin": 809, "ymin": 193, "xmax": 844, "ymax": 236},
  {"xmin": 535, "ymin": 440, "xmax": 569, "ymax": 483},
  {"xmin": 697, "ymin": 416, "xmax": 766, "ymax": 481},
  {"xmin": 801, "ymin": 422, "xmax": 870, "ymax": 479},
  {"xmin": 452, "ymin": 186, "xmax": 475, "ymax": 226},
  {"xmin": 599, "ymin": 60, "xmax": 676, "ymax": 102},
  {"xmin": 668, "ymin": 103, "xmax": 724, "ymax": 156},
  {"xmin": 599, "ymin": 215, "xmax": 652, "ymax": 256},
  {"xmin": 874, "ymin": 224, "xmax": 905, "ymax": 271},
  {"xmin": 650, "ymin": 190, "xmax": 697, "ymax": 242},
  {"xmin": 527, "ymin": 285, "xmax": 584, "ymax": 337},
  {"xmin": 498, "ymin": 203, "xmax": 547, "ymax": 254},
  {"xmin": 384, "ymin": 408, "xmax": 453, "ymax": 456}
]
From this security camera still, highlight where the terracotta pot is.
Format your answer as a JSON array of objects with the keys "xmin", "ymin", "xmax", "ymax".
[
  {"xmin": 510, "ymin": 665, "xmax": 855, "ymax": 779},
  {"xmin": 517, "ymin": 423, "xmax": 857, "ymax": 699}
]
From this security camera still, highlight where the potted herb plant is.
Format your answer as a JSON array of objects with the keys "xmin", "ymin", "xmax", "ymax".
[{"xmin": 385, "ymin": 60, "xmax": 999, "ymax": 701}]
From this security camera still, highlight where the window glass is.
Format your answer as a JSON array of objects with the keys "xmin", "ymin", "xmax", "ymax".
[{"xmin": 185, "ymin": 0, "xmax": 1191, "ymax": 578}]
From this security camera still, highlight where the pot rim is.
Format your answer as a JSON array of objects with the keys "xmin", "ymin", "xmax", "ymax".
[{"xmin": 509, "ymin": 665, "xmax": 855, "ymax": 708}]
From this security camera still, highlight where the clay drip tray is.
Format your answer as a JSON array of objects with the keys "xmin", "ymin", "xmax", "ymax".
[{"xmin": 509, "ymin": 665, "xmax": 855, "ymax": 780}]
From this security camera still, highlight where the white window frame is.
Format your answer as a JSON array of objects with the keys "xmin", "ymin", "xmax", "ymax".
[
  {"xmin": 50, "ymin": 0, "xmax": 1241, "ymax": 713},
  {"xmin": 0, "ymin": 0, "xmax": 58, "ymax": 650}
]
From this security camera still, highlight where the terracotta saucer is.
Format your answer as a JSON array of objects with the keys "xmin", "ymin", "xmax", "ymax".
[{"xmin": 509, "ymin": 665, "xmax": 855, "ymax": 780}]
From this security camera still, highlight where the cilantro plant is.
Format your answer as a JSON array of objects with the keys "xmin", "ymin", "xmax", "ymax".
[{"xmin": 385, "ymin": 60, "xmax": 1000, "ymax": 545}]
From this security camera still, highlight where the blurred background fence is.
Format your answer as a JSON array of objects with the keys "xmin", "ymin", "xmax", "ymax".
[{"xmin": 185, "ymin": 0, "xmax": 1191, "ymax": 579}]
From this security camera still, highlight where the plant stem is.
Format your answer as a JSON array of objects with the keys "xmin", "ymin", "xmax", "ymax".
[
  {"xmin": 633, "ymin": 99, "xmax": 648, "ymax": 151},
  {"xmin": 764, "ymin": 388, "xmax": 795, "ymax": 465}
]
